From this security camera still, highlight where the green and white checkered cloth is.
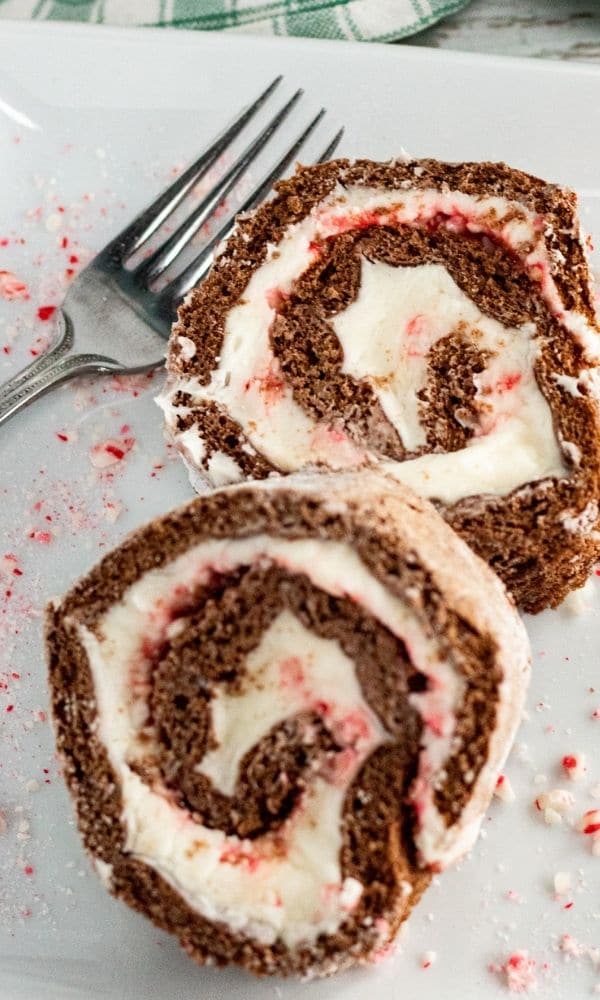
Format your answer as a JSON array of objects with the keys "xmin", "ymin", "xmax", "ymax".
[{"xmin": 0, "ymin": 0, "xmax": 469, "ymax": 43}]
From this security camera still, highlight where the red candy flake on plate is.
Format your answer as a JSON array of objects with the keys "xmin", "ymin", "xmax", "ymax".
[
  {"xmin": 494, "ymin": 773, "xmax": 516, "ymax": 803},
  {"xmin": 89, "ymin": 436, "xmax": 136, "ymax": 469},
  {"xmin": 28, "ymin": 529, "xmax": 52, "ymax": 544},
  {"xmin": 561, "ymin": 752, "xmax": 586, "ymax": 780},
  {"xmin": 578, "ymin": 809, "xmax": 600, "ymax": 835},
  {"xmin": 0, "ymin": 270, "xmax": 29, "ymax": 301},
  {"xmin": 37, "ymin": 305, "xmax": 56, "ymax": 321},
  {"xmin": 496, "ymin": 950, "xmax": 538, "ymax": 994},
  {"xmin": 534, "ymin": 788, "xmax": 574, "ymax": 825}
]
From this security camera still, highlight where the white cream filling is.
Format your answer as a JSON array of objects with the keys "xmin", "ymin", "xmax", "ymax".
[
  {"xmin": 333, "ymin": 260, "xmax": 564, "ymax": 502},
  {"xmin": 159, "ymin": 183, "xmax": 599, "ymax": 495},
  {"xmin": 197, "ymin": 609, "xmax": 386, "ymax": 795},
  {"xmin": 177, "ymin": 425, "xmax": 206, "ymax": 468},
  {"xmin": 76, "ymin": 532, "xmax": 499, "ymax": 948},
  {"xmin": 177, "ymin": 335, "xmax": 196, "ymax": 360},
  {"xmin": 206, "ymin": 451, "xmax": 243, "ymax": 487}
]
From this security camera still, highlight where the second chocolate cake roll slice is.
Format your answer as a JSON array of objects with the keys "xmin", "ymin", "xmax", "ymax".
[
  {"xmin": 47, "ymin": 472, "xmax": 530, "ymax": 977},
  {"xmin": 159, "ymin": 158, "xmax": 600, "ymax": 611}
]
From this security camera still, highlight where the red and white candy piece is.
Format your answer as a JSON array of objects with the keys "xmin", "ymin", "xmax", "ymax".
[
  {"xmin": 494, "ymin": 774, "xmax": 516, "ymax": 803},
  {"xmin": 561, "ymin": 753, "xmax": 586, "ymax": 781},
  {"xmin": 578, "ymin": 809, "xmax": 600, "ymax": 855},
  {"xmin": 560, "ymin": 932, "xmax": 600, "ymax": 966},
  {"xmin": 534, "ymin": 788, "xmax": 575, "ymax": 825},
  {"xmin": 497, "ymin": 951, "xmax": 538, "ymax": 994}
]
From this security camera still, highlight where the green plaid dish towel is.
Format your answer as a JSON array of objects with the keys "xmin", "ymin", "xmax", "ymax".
[{"xmin": 0, "ymin": 0, "xmax": 469, "ymax": 43}]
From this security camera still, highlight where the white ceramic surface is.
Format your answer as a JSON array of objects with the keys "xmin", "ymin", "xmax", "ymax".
[{"xmin": 0, "ymin": 22, "xmax": 599, "ymax": 1000}]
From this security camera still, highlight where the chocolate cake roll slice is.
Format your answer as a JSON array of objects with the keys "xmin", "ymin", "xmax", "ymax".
[
  {"xmin": 159, "ymin": 158, "xmax": 600, "ymax": 612},
  {"xmin": 47, "ymin": 473, "xmax": 530, "ymax": 978}
]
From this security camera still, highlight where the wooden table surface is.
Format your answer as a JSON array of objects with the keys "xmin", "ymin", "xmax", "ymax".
[{"xmin": 405, "ymin": 0, "xmax": 600, "ymax": 62}]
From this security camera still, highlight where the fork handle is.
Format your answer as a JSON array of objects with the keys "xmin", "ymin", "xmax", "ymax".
[
  {"xmin": 0, "ymin": 338, "xmax": 123, "ymax": 428},
  {"xmin": 0, "ymin": 310, "xmax": 74, "ymax": 402}
]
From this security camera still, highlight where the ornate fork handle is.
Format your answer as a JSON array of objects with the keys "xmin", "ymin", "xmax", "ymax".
[
  {"xmin": 0, "ymin": 78, "xmax": 342, "ymax": 429},
  {"xmin": 0, "ymin": 312, "xmax": 124, "ymax": 428}
]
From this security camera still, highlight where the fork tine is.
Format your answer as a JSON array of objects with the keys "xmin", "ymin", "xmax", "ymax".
[
  {"xmin": 99, "ymin": 76, "xmax": 282, "ymax": 266},
  {"xmin": 133, "ymin": 89, "xmax": 304, "ymax": 288},
  {"xmin": 317, "ymin": 127, "xmax": 344, "ymax": 163},
  {"xmin": 159, "ymin": 108, "xmax": 327, "ymax": 309}
]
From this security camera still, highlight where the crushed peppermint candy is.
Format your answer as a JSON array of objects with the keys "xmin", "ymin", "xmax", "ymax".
[
  {"xmin": 494, "ymin": 774, "xmax": 516, "ymax": 803},
  {"xmin": 578, "ymin": 809, "xmax": 600, "ymax": 835},
  {"xmin": 421, "ymin": 950, "xmax": 437, "ymax": 969},
  {"xmin": 534, "ymin": 788, "xmax": 575, "ymax": 825},
  {"xmin": 560, "ymin": 933, "xmax": 600, "ymax": 968},
  {"xmin": 561, "ymin": 753, "xmax": 586, "ymax": 781},
  {"xmin": 506, "ymin": 889, "xmax": 523, "ymax": 903},
  {"xmin": 89, "ymin": 436, "xmax": 135, "ymax": 469},
  {"xmin": 553, "ymin": 871, "xmax": 572, "ymax": 896},
  {"xmin": 493, "ymin": 950, "xmax": 538, "ymax": 994},
  {"xmin": 578, "ymin": 809, "xmax": 600, "ymax": 852},
  {"xmin": 0, "ymin": 269, "xmax": 29, "ymax": 300}
]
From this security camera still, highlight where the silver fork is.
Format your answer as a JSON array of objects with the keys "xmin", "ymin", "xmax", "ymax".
[{"xmin": 0, "ymin": 78, "xmax": 342, "ymax": 427}]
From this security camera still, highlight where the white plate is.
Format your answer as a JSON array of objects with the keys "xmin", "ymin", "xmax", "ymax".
[{"xmin": 0, "ymin": 21, "xmax": 599, "ymax": 1000}]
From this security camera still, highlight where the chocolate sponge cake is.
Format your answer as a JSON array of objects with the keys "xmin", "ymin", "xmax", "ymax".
[
  {"xmin": 159, "ymin": 158, "xmax": 600, "ymax": 612},
  {"xmin": 47, "ymin": 472, "xmax": 530, "ymax": 977}
]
